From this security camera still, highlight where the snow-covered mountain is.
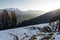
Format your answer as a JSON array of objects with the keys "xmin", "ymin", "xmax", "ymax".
[{"xmin": 0, "ymin": 8, "xmax": 45, "ymax": 23}]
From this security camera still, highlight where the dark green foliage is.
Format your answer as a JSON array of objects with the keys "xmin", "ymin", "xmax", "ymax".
[
  {"xmin": 11, "ymin": 11, "xmax": 17, "ymax": 28},
  {"xmin": 2, "ymin": 10, "xmax": 10, "ymax": 29},
  {"xmin": 0, "ymin": 10, "xmax": 17, "ymax": 30}
]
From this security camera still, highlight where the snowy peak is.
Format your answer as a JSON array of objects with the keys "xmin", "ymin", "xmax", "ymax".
[{"xmin": 5, "ymin": 8, "xmax": 21, "ymax": 11}]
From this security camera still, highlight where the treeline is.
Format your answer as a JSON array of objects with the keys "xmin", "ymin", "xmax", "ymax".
[
  {"xmin": 49, "ymin": 14, "xmax": 60, "ymax": 31},
  {"xmin": 18, "ymin": 15, "xmax": 49, "ymax": 27},
  {"xmin": 18, "ymin": 18, "xmax": 40, "ymax": 27},
  {"xmin": 18, "ymin": 13, "xmax": 60, "ymax": 32},
  {"xmin": 0, "ymin": 10, "xmax": 17, "ymax": 30}
]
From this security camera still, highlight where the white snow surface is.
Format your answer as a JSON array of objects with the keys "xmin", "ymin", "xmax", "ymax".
[
  {"xmin": 0, "ymin": 23, "xmax": 60, "ymax": 40},
  {"xmin": 55, "ymin": 34, "xmax": 60, "ymax": 40}
]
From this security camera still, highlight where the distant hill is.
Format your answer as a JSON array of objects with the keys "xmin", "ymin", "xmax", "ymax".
[
  {"xmin": 0, "ymin": 8, "xmax": 45, "ymax": 23},
  {"xmin": 19, "ymin": 9, "xmax": 60, "ymax": 26}
]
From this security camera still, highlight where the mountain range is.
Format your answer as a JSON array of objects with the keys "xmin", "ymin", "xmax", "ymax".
[
  {"xmin": 19, "ymin": 8, "xmax": 60, "ymax": 26},
  {"xmin": 0, "ymin": 8, "xmax": 60, "ymax": 27},
  {"xmin": 0, "ymin": 8, "xmax": 45, "ymax": 23}
]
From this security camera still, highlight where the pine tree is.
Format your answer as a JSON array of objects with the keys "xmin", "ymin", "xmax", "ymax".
[
  {"xmin": 11, "ymin": 11, "xmax": 17, "ymax": 28},
  {"xmin": 0, "ymin": 13, "xmax": 4, "ymax": 29},
  {"xmin": 3, "ymin": 10, "xmax": 10, "ymax": 29}
]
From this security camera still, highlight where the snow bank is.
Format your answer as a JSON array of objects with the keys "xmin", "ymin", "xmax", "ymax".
[{"xmin": 0, "ymin": 23, "xmax": 48, "ymax": 40}]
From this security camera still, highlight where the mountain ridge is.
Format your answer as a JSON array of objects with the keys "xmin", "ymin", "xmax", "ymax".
[
  {"xmin": 19, "ymin": 9, "xmax": 60, "ymax": 26},
  {"xmin": 0, "ymin": 8, "xmax": 45, "ymax": 23}
]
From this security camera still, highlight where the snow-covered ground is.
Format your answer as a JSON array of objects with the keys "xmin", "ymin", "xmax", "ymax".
[
  {"xmin": 0, "ymin": 23, "xmax": 60, "ymax": 40},
  {"xmin": 55, "ymin": 34, "xmax": 60, "ymax": 40}
]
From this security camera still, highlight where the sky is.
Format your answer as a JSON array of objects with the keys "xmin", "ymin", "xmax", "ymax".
[{"xmin": 0, "ymin": 0, "xmax": 60, "ymax": 12}]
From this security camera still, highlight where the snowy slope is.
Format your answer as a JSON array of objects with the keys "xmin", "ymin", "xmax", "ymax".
[
  {"xmin": 0, "ymin": 23, "xmax": 60, "ymax": 40},
  {"xmin": 0, "ymin": 23, "xmax": 49, "ymax": 40},
  {"xmin": 55, "ymin": 34, "xmax": 60, "ymax": 40}
]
